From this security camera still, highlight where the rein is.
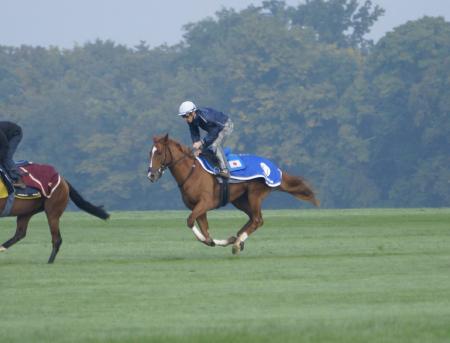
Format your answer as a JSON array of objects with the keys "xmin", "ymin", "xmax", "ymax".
[
  {"xmin": 159, "ymin": 144, "xmax": 197, "ymax": 188},
  {"xmin": 177, "ymin": 163, "xmax": 196, "ymax": 189}
]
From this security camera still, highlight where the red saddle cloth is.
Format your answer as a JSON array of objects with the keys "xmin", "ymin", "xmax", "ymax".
[{"xmin": 19, "ymin": 163, "xmax": 61, "ymax": 198}]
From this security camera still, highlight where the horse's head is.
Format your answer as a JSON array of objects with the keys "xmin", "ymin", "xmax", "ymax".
[{"xmin": 147, "ymin": 134, "xmax": 170, "ymax": 183}]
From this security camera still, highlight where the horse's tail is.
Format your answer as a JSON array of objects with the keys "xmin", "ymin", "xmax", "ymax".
[
  {"xmin": 278, "ymin": 172, "xmax": 320, "ymax": 207},
  {"xmin": 67, "ymin": 181, "xmax": 110, "ymax": 220}
]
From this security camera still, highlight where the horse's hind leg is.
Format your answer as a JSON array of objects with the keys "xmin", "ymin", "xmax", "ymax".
[
  {"xmin": 231, "ymin": 194, "xmax": 253, "ymax": 252},
  {"xmin": 0, "ymin": 214, "xmax": 33, "ymax": 251},
  {"xmin": 231, "ymin": 185, "xmax": 270, "ymax": 255},
  {"xmin": 45, "ymin": 186, "xmax": 69, "ymax": 264},
  {"xmin": 47, "ymin": 214, "xmax": 63, "ymax": 264}
]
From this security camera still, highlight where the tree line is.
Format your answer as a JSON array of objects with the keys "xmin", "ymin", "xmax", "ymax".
[{"xmin": 0, "ymin": 0, "xmax": 448, "ymax": 209}]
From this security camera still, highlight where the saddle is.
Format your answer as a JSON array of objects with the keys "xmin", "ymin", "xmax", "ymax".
[
  {"xmin": 199, "ymin": 150, "xmax": 229, "ymax": 208},
  {"xmin": 199, "ymin": 149, "xmax": 221, "ymax": 174},
  {"xmin": 0, "ymin": 161, "xmax": 60, "ymax": 199},
  {"xmin": 0, "ymin": 165, "xmax": 42, "ymax": 200},
  {"xmin": 0, "ymin": 167, "xmax": 41, "ymax": 217}
]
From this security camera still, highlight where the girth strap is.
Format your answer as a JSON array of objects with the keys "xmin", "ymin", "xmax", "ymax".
[
  {"xmin": 216, "ymin": 177, "xmax": 229, "ymax": 208},
  {"xmin": 1, "ymin": 193, "xmax": 15, "ymax": 217}
]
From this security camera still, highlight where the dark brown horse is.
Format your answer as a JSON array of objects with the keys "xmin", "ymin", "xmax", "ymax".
[
  {"xmin": 147, "ymin": 134, "xmax": 319, "ymax": 254},
  {"xmin": 0, "ymin": 175, "xmax": 109, "ymax": 263}
]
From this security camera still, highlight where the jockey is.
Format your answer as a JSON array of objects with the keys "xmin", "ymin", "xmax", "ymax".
[
  {"xmin": 178, "ymin": 101, "xmax": 234, "ymax": 178},
  {"xmin": 0, "ymin": 121, "xmax": 26, "ymax": 188}
]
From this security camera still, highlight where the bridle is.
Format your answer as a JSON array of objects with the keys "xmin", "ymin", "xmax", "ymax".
[{"xmin": 151, "ymin": 141, "xmax": 197, "ymax": 188}]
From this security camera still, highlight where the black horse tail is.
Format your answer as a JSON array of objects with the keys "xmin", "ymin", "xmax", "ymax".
[{"xmin": 67, "ymin": 181, "xmax": 110, "ymax": 220}]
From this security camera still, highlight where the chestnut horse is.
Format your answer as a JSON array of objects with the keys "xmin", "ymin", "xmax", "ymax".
[
  {"xmin": 147, "ymin": 134, "xmax": 319, "ymax": 254},
  {"xmin": 0, "ymin": 177, "xmax": 109, "ymax": 263}
]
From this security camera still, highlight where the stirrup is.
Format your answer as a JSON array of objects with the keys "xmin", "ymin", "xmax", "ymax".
[
  {"xmin": 219, "ymin": 169, "xmax": 230, "ymax": 178},
  {"xmin": 13, "ymin": 181, "xmax": 26, "ymax": 189},
  {"xmin": 13, "ymin": 176, "xmax": 26, "ymax": 189}
]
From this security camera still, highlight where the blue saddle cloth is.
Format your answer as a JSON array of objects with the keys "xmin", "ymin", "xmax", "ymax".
[{"xmin": 197, "ymin": 148, "xmax": 282, "ymax": 187}]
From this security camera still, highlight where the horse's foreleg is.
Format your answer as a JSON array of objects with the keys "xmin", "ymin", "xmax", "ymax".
[
  {"xmin": 193, "ymin": 213, "xmax": 215, "ymax": 247},
  {"xmin": 187, "ymin": 200, "xmax": 217, "ymax": 246},
  {"xmin": 0, "ymin": 214, "xmax": 32, "ymax": 251},
  {"xmin": 213, "ymin": 237, "xmax": 236, "ymax": 247},
  {"xmin": 194, "ymin": 213, "xmax": 235, "ymax": 247}
]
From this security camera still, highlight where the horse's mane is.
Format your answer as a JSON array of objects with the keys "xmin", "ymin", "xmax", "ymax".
[
  {"xmin": 167, "ymin": 137, "xmax": 193, "ymax": 156},
  {"xmin": 153, "ymin": 134, "xmax": 193, "ymax": 156}
]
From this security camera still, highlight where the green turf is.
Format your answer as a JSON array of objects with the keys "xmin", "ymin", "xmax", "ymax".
[{"xmin": 1, "ymin": 209, "xmax": 449, "ymax": 343}]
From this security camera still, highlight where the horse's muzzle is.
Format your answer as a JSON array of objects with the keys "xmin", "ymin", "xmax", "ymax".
[
  {"xmin": 147, "ymin": 168, "xmax": 162, "ymax": 183},
  {"xmin": 147, "ymin": 167, "xmax": 156, "ymax": 182}
]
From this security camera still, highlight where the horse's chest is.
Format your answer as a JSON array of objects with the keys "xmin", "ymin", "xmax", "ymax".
[{"xmin": 181, "ymin": 181, "xmax": 219, "ymax": 209}]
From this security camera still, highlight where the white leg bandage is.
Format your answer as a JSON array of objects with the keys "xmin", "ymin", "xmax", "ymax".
[
  {"xmin": 238, "ymin": 232, "xmax": 248, "ymax": 243},
  {"xmin": 0, "ymin": 246, "xmax": 7, "ymax": 252},
  {"xmin": 213, "ymin": 239, "xmax": 229, "ymax": 246},
  {"xmin": 192, "ymin": 224, "xmax": 206, "ymax": 242}
]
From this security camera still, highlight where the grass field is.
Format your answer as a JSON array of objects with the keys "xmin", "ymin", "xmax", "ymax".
[{"xmin": 1, "ymin": 208, "xmax": 449, "ymax": 343}]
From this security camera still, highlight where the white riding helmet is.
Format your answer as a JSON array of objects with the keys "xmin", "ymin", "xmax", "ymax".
[{"xmin": 178, "ymin": 101, "xmax": 197, "ymax": 116}]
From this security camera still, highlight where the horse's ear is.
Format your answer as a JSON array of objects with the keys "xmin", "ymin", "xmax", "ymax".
[
  {"xmin": 152, "ymin": 136, "xmax": 158, "ymax": 143},
  {"xmin": 162, "ymin": 133, "xmax": 169, "ymax": 142}
]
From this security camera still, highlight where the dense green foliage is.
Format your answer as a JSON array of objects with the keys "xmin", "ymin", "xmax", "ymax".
[
  {"xmin": 1, "ymin": 209, "xmax": 450, "ymax": 342},
  {"xmin": 0, "ymin": 0, "xmax": 448, "ymax": 209}
]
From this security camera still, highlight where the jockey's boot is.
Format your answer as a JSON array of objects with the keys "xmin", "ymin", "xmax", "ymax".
[{"xmin": 215, "ymin": 146, "xmax": 230, "ymax": 178}]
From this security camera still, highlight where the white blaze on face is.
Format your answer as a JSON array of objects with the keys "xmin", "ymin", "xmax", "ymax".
[
  {"xmin": 148, "ymin": 146, "xmax": 158, "ymax": 178},
  {"xmin": 149, "ymin": 146, "xmax": 157, "ymax": 169}
]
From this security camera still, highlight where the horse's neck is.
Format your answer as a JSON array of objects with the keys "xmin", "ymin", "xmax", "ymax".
[{"xmin": 168, "ymin": 144, "xmax": 195, "ymax": 181}]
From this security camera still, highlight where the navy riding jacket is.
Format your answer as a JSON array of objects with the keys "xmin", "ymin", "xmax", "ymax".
[
  {"xmin": 0, "ymin": 121, "xmax": 22, "ymax": 160},
  {"xmin": 188, "ymin": 107, "xmax": 229, "ymax": 148}
]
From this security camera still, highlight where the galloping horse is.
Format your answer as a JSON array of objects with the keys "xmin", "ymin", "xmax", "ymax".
[
  {"xmin": 147, "ymin": 134, "xmax": 319, "ymax": 254},
  {"xmin": 0, "ymin": 166, "xmax": 109, "ymax": 263}
]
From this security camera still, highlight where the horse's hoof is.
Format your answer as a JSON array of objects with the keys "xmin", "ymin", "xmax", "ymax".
[
  {"xmin": 205, "ymin": 238, "xmax": 216, "ymax": 247},
  {"xmin": 0, "ymin": 246, "xmax": 7, "ymax": 252},
  {"xmin": 240, "ymin": 241, "xmax": 245, "ymax": 252},
  {"xmin": 232, "ymin": 244, "xmax": 240, "ymax": 255}
]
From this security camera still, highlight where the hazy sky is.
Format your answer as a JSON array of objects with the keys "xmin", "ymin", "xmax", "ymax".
[{"xmin": 1, "ymin": 0, "xmax": 450, "ymax": 48}]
